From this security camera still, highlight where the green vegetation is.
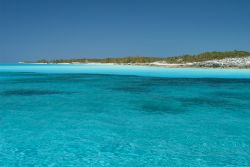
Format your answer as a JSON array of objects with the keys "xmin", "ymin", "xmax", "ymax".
[
  {"xmin": 164, "ymin": 50, "xmax": 250, "ymax": 63},
  {"xmin": 35, "ymin": 50, "xmax": 250, "ymax": 64}
]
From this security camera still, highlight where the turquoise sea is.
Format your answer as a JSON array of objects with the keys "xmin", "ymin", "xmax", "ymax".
[{"xmin": 0, "ymin": 64, "xmax": 250, "ymax": 166}]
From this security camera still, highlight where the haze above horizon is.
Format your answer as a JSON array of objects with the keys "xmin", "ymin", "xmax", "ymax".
[{"xmin": 0, "ymin": 0, "xmax": 250, "ymax": 63}]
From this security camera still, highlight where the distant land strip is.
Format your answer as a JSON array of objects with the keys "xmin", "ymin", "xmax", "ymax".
[{"xmin": 21, "ymin": 50, "xmax": 250, "ymax": 68}]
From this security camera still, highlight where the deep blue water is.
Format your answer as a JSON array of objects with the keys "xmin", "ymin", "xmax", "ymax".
[{"xmin": 0, "ymin": 64, "xmax": 250, "ymax": 166}]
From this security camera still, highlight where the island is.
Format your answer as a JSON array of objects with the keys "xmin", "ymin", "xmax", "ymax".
[{"xmin": 22, "ymin": 50, "xmax": 250, "ymax": 68}]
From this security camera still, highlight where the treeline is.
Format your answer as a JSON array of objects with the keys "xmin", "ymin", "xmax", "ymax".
[
  {"xmin": 36, "ymin": 50, "xmax": 250, "ymax": 64},
  {"xmin": 37, "ymin": 57, "xmax": 163, "ymax": 64},
  {"xmin": 165, "ymin": 51, "xmax": 250, "ymax": 63}
]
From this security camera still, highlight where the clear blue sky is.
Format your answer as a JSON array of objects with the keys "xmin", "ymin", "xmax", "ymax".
[{"xmin": 0, "ymin": 0, "xmax": 250, "ymax": 63}]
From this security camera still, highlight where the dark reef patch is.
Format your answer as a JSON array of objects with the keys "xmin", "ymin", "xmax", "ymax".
[
  {"xmin": 137, "ymin": 97, "xmax": 184, "ymax": 114},
  {"xmin": 141, "ymin": 102, "xmax": 184, "ymax": 114},
  {"xmin": 210, "ymin": 91, "xmax": 250, "ymax": 100},
  {"xmin": 178, "ymin": 96, "xmax": 238, "ymax": 108},
  {"xmin": 0, "ymin": 73, "xmax": 101, "ymax": 84},
  {"xmin": 111, "ymin": 85, "xmax": 150, "ymax": 93},
  {"xmin": 0, "ymin": 89, "xmax": 71, "ymax": 96}
]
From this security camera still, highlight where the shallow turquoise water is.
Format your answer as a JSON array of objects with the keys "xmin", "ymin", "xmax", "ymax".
[
  {"xmin": 0, "ymin": 64, "xmax": 250, "ymax": 166},
  {"xmin": 1, "ymin": 64, "xmax": 250, "ymax": 78}
]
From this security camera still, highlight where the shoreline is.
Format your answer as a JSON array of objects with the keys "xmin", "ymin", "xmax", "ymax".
[{"xmin": 17, "ymin": 62, "xmax": 250, "ymax": 69}]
